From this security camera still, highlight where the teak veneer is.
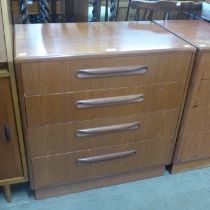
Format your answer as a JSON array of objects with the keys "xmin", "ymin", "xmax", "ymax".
[
  {"xmin": 155, "ymin": 20, "xmax": 210, "ymax": 173},
  {"xmin": 14, "ymin": 21, "xmax": 195, "ymax": 199},
  {"xmin": 0, "ymin": 0, "xmax": 28, "ymax": 202}
]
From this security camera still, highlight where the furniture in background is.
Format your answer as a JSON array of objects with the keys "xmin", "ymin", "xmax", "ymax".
[
  {"xmin": 155, "ymin": 20, "xmax": 210, "ymax": 173},
  {"xmin": 14, "ymin": 21, "xmax": 195, "ymax": 199},
  {"xmin": 13, "ymin": 0, "xmax": 121, "ymax": 23},
  {"xmin": 0, "ymin": 0, "xmax": 28, "ymax": 202},
  {"xmin": 91, "ymin": 0, "xmax": 120, "ymax": 21},
  {"xmin": 12, "ymin": 0, "xmax": 86, "ymax": 23},
  {"xmin": 126, "ymin": 0, "xmax": 202, "ymax": 21},
  {"xmin": 201, "ymin": 1, "xmax": 210, "ymax": 21}
]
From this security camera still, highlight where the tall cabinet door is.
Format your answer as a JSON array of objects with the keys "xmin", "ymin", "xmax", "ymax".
[{"xmin": 0, "ymin": 77, "xmax": 23, "ymax": 180}]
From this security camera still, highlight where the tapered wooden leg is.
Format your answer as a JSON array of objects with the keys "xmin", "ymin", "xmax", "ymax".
[{"xmin": 3, "ymin": 185, "xmax": 12, "ymax": 203}]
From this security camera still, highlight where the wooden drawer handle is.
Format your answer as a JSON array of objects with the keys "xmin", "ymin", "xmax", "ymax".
[
  {"xmin": 77, "ymin": 65, "xmax": 148, "ymax": 78},
  {"xmin": 76, "ymin": 150, "xmax": 136, "ymax": 165},
  {"xmin": 77, "ymin": 94, "xmax": 144, "ymax": 108},
  {"xmin": 77, "ymin": 122, "xmax": 140, "ymax": 137},
  {"xmin": 4, "ymin": 124, "xmax": 11, "ymax": 142}
]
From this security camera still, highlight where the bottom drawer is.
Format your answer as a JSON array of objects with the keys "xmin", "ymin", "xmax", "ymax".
[{"xmin": 32, "ymin": 137, "xmax": 173, "ymax": 189}]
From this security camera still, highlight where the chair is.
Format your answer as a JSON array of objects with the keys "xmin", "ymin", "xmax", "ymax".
[
  {"xmin": 126, "ymin": 0, "xmax": 202, "ymax": 21},
  {"xmin": 91, "ymin": 0, "xmax": 120, "ymax": 21},
  {"xmin": 18, "ymin": 0, "xmax": 30, "ymax": 23},
  {"xmin": 18, "ymin": 0, "xmax": 121, "ymax": 23}
]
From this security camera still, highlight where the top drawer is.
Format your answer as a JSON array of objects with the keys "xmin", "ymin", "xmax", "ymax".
[{"xmin": 21, "ymin": 53, "xmax": 192, "ymax": 96}]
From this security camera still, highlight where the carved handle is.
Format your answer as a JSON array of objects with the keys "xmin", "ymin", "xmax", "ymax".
[
  {"xmin": 4, "ymin": 124, "xmax": 11, "ymax": 142},
  {"xmin": 77, "ymin": 94, "xmax": 144, "ymax": 108},
  {"xmin": 77, "ymin": 65, "xmax": 148, "ymax": 78},
  {"xmin": 77, "ymin": 122, "xmax": 140, "ymax": 137},
  {"xmin": 76, "ymin": 150, "xmax": 136, "ymax": 165}
]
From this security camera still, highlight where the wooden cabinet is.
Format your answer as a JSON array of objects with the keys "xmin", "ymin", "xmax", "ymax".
[
  {"xmin": 155, "ymin": 20, "xmax": 210, "ymax": 173},
  {"xmin": 0, "ymin": 0, "xmax": 28, "ymax": 202},
  {"xmin": 14, "ymin": 22, "xmax": 195, "ymax": 199},
  {"xmin": 0, "ymin": 72, "xmax": 27, "ymax": 203},
  {"xmin": 0, "ymin": 77, "xmax": 23, "ymax": 180}
]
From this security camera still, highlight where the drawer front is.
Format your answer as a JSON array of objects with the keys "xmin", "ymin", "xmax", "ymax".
[
  {"xmin": 25, "ymin": 83, "xmax": 185, "ymax": 126},
  {"xmin": 195, "ymin": 79, "xmax": 210, "ymax": 106},
  {"xmin": 181, "ymin": 106, "xmax": 210, "ymax": 135},
  {"xmin": 200, "ymin": 52, "xmax": 210, "ymax": 79},
  {"xmin": 180, "ymin": 131, "xmax": 210, "ymax": 162},
  {"xmin": 32, "ymin": 138, "xmax": 173, "ymax": 189},
  {"xmin": 28, "ymin": 109, "xmax": 179, "ymax": 157},
  {"xmin": 21, "ymin": 53, "xmax": 192, "ymax": 96}
]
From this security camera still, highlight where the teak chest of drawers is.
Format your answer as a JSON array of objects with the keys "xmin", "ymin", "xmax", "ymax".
[
  {"xmin": 155, "ymin": 20, "xmax": 210, "ymax": 173},
  {"xmin": 14, "ymin": 22, "xmax": 195, "ymax": 199}
]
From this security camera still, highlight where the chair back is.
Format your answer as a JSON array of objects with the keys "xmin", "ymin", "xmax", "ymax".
[{"xmin": 127, "ymin": 0, "xmax": 202, "ymax": 21}]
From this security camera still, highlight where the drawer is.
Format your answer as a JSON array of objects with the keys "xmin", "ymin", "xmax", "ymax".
[
  {"xmin": 195, "ymin": 79, "xmax": 210, "ymax": 106},
  {"xmin": 31, "ymin": 137, "xmax": 173, "ymax": 189},
  {"xmin": 25, "ymin": 83, "xmax": 185, "ymax": 126},
  {"xmin": 27, "ymin": 109, "xmax": 179, "ymax": 157},
  {"xmin": 180, "ymin": 131, "xmax": 210, "ymax": 162},
  {"xmin": 200, "ymin": 52, "xmax": 210, "ymax": 79},
  {"xmin": 21, "ymin": 53, "xmax": 192, "ymax": 96},
  {"xmin": 182, "ymin": 106, "xmax": 210, "ymax": 135}
]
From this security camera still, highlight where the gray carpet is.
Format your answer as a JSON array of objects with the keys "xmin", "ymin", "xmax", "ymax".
[{"xmin": 1, "ymin": 167, "xmax": 210, "ymax": 210}]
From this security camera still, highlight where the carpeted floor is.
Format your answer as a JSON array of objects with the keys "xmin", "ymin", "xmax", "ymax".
[{"xmin": 1, "ymin": 167, "xmax": 210, "ymax": 210}]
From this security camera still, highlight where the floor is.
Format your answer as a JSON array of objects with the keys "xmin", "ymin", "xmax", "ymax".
[{"xmin": 1, "ymin": 167, "xmax": 210, "ymax": 210}]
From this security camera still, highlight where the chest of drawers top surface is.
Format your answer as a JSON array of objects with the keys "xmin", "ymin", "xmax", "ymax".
[
  {"xmin": 14, "ymin": 21, "xmax": 194, "ymax": 63},
  {"xmin": 155, "ymin": 20, "xmax": 210, "ymax": 51}
]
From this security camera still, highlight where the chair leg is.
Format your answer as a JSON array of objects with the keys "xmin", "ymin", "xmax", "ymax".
[
  {"xmin": 163, "ymin": 11, "xmax": 168, "ymax": 20},
  {"xmin": 91, "ymin": 0, "xmax": 101, "ymax": 22},
  {"xmin": 135, "ymin": 9, "xmax": 140, "ymax": 21},
  {"xmin": 115, "ymin": 0, "xmax": 120, "ymax": 21},
  {"xmin": 109, "ymin": 0, "xmax": 118, "ymax": 21},
  {"xmin": 51, "ymin": 0, "xmax": 57, "ymax": 22},
  {"xmin": 3, "ymin": 185, "xmax": 12, "ymax": 203},
  {"xmin": 105, "ymin": 0, "xmax": 109, "ymax": 21},
  {"xmin": 125, "ymin": 0, "xmax": 131, "ymax": 21}
]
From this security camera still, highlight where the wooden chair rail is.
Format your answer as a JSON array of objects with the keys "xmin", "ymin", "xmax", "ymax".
[{"xmin": 127, "ymin": 0, "xmax": 202, "ymax": 21}]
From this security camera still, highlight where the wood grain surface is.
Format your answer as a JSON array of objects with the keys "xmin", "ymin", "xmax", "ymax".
[
  {"xmin": 20, "ymin": 52, "xmax": 192, "ymax": 96},
  {"xmin": 34, "ymin": 166, "xmax": 164, "ymax": 199},
  {"xmin": 24, "ymin": 83, "xmax": 185, "ymax": 126},
  {"xmin": 14, "ymin": 22, "xmax": 195, "ymax": 62},
  {"xmin": 155, "ymin": 20, "xmax": 210, "ymax": 50},
  {"xmin": 14, "ymin": 21, "xmax": 195, "ymax": 195},
  {"xmin": 32, "ymin": 137, "xmax": 173, "ymax": 189},
  {"xmin": 0, "ymin": 77, "xmax": 23, "ymax": 180},
  {"xmin": 155, "ymin": 20, "xmax": 210, "ymax": 171},
  {"xmin": 27, "ymin": 109, "xmax": 179, "ymax": 157}
]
